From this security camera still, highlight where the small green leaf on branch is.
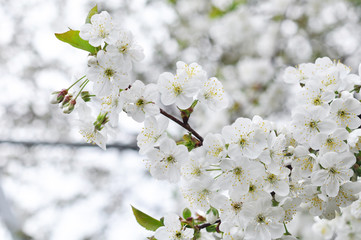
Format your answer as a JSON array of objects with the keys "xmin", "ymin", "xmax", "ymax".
[
  {"xmin": 86, "ymin": 5, "xmax": 98, "ymax": 23},
  {"xmin": 55, "ymin": 30, "xmax": 98, "ymax": 54},
  {"xmin": 206, "ymin": 225, "xmax": 217, "ymax": 232},
  {"xmin": 131, "ymin": 205, "xmax": 163, "ymax": 231},
  {"xmin": 183, "ymin": 208, "xmax": 192, "ymax": 219}
]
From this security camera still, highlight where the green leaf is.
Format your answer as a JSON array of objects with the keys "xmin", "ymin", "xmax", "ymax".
[
  {"xmin": 183, "ymin": 208, "xmax": 192, "ymax": 219},
  {"xmin": 86, "ymin": 5, "xmax": 98, "ymax": 23},
  {"xmin": 206, "ymin": 225, "xmax": 217, "ymax": 232},
  {"xmin": 55, "ymin": 30, "xmax": 97, "ymax": 54},
  {"xmin": 131, "ymin": 206, "xmax": 163, "ymax": 231}
]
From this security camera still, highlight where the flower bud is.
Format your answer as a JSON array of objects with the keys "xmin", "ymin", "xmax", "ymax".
[
  {"xmin": 50, "ymin": 89, "xmax": 68, "ymax": 104},
  {"xmin": 206, "ymin": 207, "xmax": 219, "ymax": 224},
  {"xmin": 61, "ymin": 94, "xmax": 73, "ymax": 107},
  {"xmin": 63, "ymin": 99, "xmax": 76, "ymax": 114},
  {"xmin": 81, "ymin": 91, "xmax": 92, "ymax": 102},
  {"xmin": 87, "ymin": 56, "xmax": 97, "ymax": 66}
]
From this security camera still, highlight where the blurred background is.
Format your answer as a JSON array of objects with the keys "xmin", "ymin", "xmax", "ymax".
[{"xmin": 2, "ymin": 0, "xmax": 361, "ymax": 239}]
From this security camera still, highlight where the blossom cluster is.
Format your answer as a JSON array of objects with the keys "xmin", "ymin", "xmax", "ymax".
[
  {"xmin": 52, "ymin": 7, "xmax": 361, "ymax": 240},
  {"xmin": 153, "ymin": 0, "xmax": 361, "ymax": 122}
]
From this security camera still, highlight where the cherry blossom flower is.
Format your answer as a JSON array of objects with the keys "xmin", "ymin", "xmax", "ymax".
[
  {"xmin": 203, "ymin": 133, "xmax": 227, "ymax": 163},
  {"xmin": 311, "ymin": 152, "xmax": 355, "ymax": 197},
  {"xmin": 198, "ymin": 77, "xmax": 228, "ymax": 111},
  {"xmin": 310, "ymin": 128, "xmax": 349, "ymax": 154},
  {"xmin": 242, "ymin": 198, "xmax": 285, "ymax": 240},
  {"xmin": 137, "ymin": 116, "xmax": 169, "ymax": 155},
  {"xmin": 121, "ymin": 80, "xmax": 159, "ymax": 122},
  {"xmin": 106, "ymin": 30, "xmax": 145, "ymax": 70},
  {"xmin": 86, "ymin": 50, "xmax": 130, "ymax": 96},
  {"xmin": 154, "ymin": 213, "xmax": 194, "ymax": 240},
  {"xmin": 216, "ymin": 157, "xmax": 265, "ymax": 198},
  {"xmin": 222, "ymin": 117, "xmax": 268, "ymax": 159},
  {"xmin": 79, "ymin": 11, "xmax": 117, "ymax": 47},
  {"xmin": 145, "ymin": 138, "xmax": 189, "ymax": 183},
  {"xmin": 329, "ymin": 95, "xmax": 361, "ymax": 129},
  {"xmin": 158, "ymin": 71, "xmax": 196, "ymax": 109}
]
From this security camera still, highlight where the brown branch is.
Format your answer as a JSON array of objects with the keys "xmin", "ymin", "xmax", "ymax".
[
  {"xmin": 195, "ymin": 219, "xmax": 221, "ymax": 230},
  {"xmin": 160, "ymin": 108, "xmax": 203, "ymax": 144}
]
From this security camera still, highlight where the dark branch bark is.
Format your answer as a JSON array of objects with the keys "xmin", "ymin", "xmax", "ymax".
[
  {"xmin": 195, "ymin": 219, "xmax": 221, "ymax": 230},
  {"xmin": 160, "ymin": 108, "xmax": 203, "ymax": 144}
]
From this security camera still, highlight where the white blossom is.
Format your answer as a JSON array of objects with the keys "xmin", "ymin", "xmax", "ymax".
[
  {"xmin": 311, "ymin": 152, "xmax": 355, "ymax": 197},
  {"xmin": 121, "ymin": 80, "xmax": 159, "ymax": 122},
  {"xmin": 242, "ymin": 198, "xmax": 285, "ymax": 240},
  {"xmin": 222, "ymin": 117, "xmax": 268, "ymax": 159},
  {"xmin": 158, "ymin": 71, "xmax": 196, "ymax": 109},
  {"xmin": 137, "ymin": 116, "xmax": 169, "ymax": 155},
  {"xmin": 79, "ymin": 11, "xmax": 117, "ymax": 47},
  {"xmin": 106, "ymin": 30, "xmax": 145, "ymax": 70},
  {"xmin": 198, "ymin": 77, "xmax": 228, "ymax": 111},
  {"xmin": 310, "ymin": 128, "xmax": 349, "ymax": 154},
  {"xmin": 145, "ymin": 138, "xmax": 189, "ymax": 183},
  {"xmin": 155, "ymin": 213, "xmax": 194, "ymax": 240},
  {"xmin": 330, "ymin": 95, "xmax": 361, "ymax": 129},
  {"xmin": 86, "ymin": 50, "xmax": 130, "ymax": 96}
]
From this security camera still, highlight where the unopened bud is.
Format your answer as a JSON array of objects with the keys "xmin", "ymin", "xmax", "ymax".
[
  {"xmin": 87, "ymin": 56, "xmax": 97, "ymax": 66},
  {"xmin": 50, "ymin": 89, "xmax": 68, "ymax": 104},
  {"xmin": 61, "ymin": 94, "xmax": 73, "ymax": 107},
  {"xmin": 63, "ymin": 99, "xmax": 76, "ymax": 114},
  {"xmin": 81, "ymin": 91, "xmax": 92, "ymax": 102},
  {"xmin": 206, "ymin": 207, "xmax": 219, "ymax": 224}
]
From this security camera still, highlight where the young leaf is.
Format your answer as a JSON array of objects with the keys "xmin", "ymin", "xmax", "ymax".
[
  {"xmin": 86, "ymin": 5, "xmax": 98, "ymax": 23},
  {"xmin": 131, "ymin": 205, "xmax": 163, "ymax": 231},
  {"xmin": 206, "ymin": 225, "xmax": 217, "ymax": 232},
  {"xmin": 55, "ymin": 30, "xmax": 97, "ymax": 54},
  {"xmin": 182, "ymin": 208, "xmax": 192, "ymax": 219}
]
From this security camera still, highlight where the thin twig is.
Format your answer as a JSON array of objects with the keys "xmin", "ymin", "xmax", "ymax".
[
  {"xmin": 196, "ymin": 219, "xmax": 221, "ymax": 230},
  {"xmin": 160, "ymin": 108, "xmax": 203, "ymax": 144}
]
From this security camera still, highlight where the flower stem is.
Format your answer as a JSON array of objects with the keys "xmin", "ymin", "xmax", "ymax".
[
  {"xmin": 67, "ymin": 75, "xmax": 86, "ymax": 90},
  {"xmin": 75, "ymin": 80, "xmax": 89, "ymax": 100},
  {"xmin": 160, "ymin": 108, "xmax": 204, "ymax": 144},
  {"xmin": 195, "ymin": 220, "xmax": 221, "ymax": 230},
  {"xmin": 283, "ymin": 222, "xmax": 291, "ymax": 235}
]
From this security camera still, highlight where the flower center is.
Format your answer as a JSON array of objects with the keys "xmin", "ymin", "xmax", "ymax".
[
  {"xmin": 313, "ymin": 96, "xmax": 322, "ymax": 105},
  {"xmin": 119, "ymin": 44, "xmax": 129, "ymax": 53},
  {"xmin": 233, "ymin": 167, "xmax": 243, "ymax": 176},
  {"xmin": 337, "ymin": 110, "xmax": 347, "ymax": 118},
  {"xmin": 231, "ymin": 202, "xmax": 243, "ymax": 212},
  {"xmin": 256, "ymin": 214, "xmax": 266, "ymax": 223},
  {"xmin": 175, "ymin": 231, "xmax": 182, "ymax": 238},
  {"xmin": 239, "ymin": 138, "xmax": 247, "ymax": 147},
  {"xmin": 104, "ymin": 68, "xmax": 115, "ymax": 77},
  {"xmin": 309, "ymin": 121, "xmax": 317, "ymax": 129},
  {"xmin": 329, "ymin": 167, "xmax": 338, "ymax": 174},
  {"xmin": 166, "ymin": 155, "xmax": 175, "ymax": 163},
  {"xmin": 136, "ymin": 98, "xmax": 144, "ymax": 106},
  {"xmin": 267, "ymin": 174, "xmax": 277, "ymax": 183}
]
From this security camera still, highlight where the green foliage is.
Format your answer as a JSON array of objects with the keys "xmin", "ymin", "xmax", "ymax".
[
  {"xmin": 209, "ymin": 0, "xmax": 247, "ymax": 19},
  {"xmin": 272, "ymin": 198, "xmax": 279, "ymax": 206},
  {"xmin": 348, "ymin": 0, "xmax": 361, "ymax": 6},
  {"xmin": 131, "ymin": 206, "xmax": 164, "ymax": 231},
  {"xmin": 206, "ymin": 225, "xmax": 217, "ymax": 232},
  {"xmin": 178, "ymin": 133, "xmax": 197, "ymax": 151},
  {"xmin": 55, "ymin": 30, "xmax": 98, "ymax": 54},
  {"xmin": 86, "ymin": 5, "xmax": 98, "ymax": 23},
  {"xmin": 183, "ymin": 208, "xmax": 192, "ymax": 219}
]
